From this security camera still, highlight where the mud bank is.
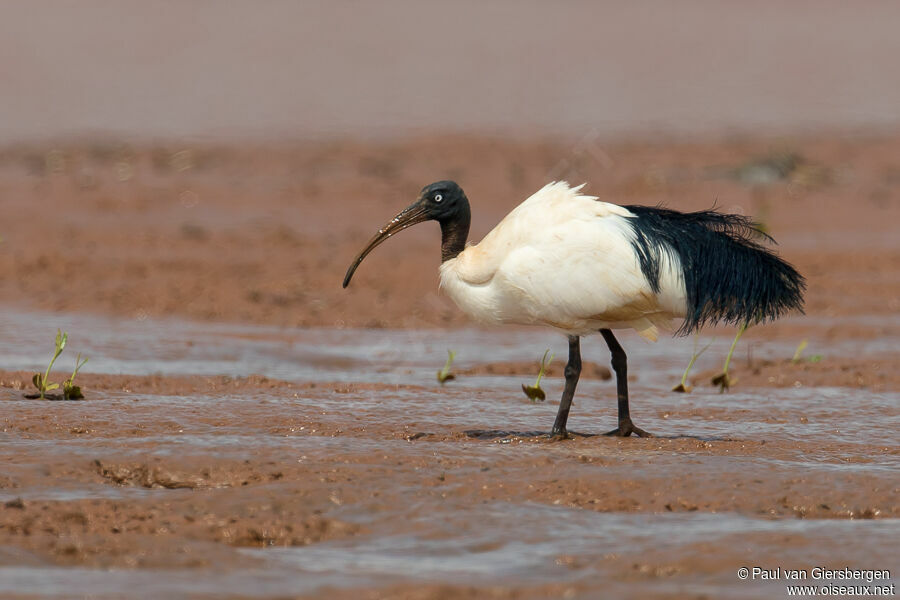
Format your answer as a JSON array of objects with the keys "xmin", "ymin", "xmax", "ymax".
[
  {"xmin": 1, "ymin": 135, "xmax": 899, "ymax": 331},
  {"xmin": 1, "ymin": 133, "xmax": 898, "ymax": 598}
]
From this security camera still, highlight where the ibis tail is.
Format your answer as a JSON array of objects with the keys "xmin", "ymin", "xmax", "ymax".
[{"xmin": 623, "ymin": 205, "xmax": 806, "ymax": 334}]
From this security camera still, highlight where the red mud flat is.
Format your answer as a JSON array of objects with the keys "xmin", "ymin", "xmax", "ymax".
[
  {"xmin": 1, "ymin": 134, "xmax": 899, "ymax": 331},
  {"xmin": 0, "ymin": 134, "xmax": 899, "ymax": 598},
  {"xmin": 1, "ymin": 371, "xmax": 898, "ymax": 599},
  {"xmin": 2, "ymin": 327, "xmax": 899, "ymax": 599}
]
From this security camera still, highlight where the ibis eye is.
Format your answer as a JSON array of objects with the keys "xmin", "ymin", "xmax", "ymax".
[{"xmin": 434, "ymin": 194, "xmax": 443, "ymax": 203}]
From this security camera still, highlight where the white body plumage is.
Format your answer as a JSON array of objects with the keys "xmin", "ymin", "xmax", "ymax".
[{"xmin": 438, "ymin": 182, "xmax": 688, "ymax": 341}]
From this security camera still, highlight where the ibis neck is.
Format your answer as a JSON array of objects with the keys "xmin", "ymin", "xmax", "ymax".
[{"xmin": 439, "ymin": 209, "xmax": 470, "ymax": 262}]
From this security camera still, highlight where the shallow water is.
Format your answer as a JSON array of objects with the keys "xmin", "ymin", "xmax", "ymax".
[
  {"xmin": 1, "ymin": 309, "xmax": 897, "ymax": 598},
  {"xmin": 259, "ymin": 507, "xmax": 900, "ymax": 587},
  {"xmin": 1, "ymin": 507, "xmax": 897, "ymax": 598},
  {"xmin": 2, "ymin": 309, "xmax": 898, "ymax": 387}
]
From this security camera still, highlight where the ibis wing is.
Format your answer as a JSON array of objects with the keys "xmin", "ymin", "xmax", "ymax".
[
  {"xmin": 452, "ymin": 182, "xmax": 631, "ymax": 285},
  {"xmin": 492, "ymin": 216, "xmax": 676, "ymax": 333},
  {"xmin": 440, "ymin": 182, "xmax": 687, "ymax": 337}
]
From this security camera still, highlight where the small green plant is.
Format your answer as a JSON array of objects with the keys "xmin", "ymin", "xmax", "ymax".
[
  {"xmin": 437, "ymin": 350, "xmax": 457, "ymax": 385},
  {"xmin": 32, "ymin": 330, "xmax": 67, "ymax": 399},
  {"xmin": 712, "ymin": 322, "xmax": 749, "ymax": 393},
  {"xmin": 522, "ymin": 349, "xmax": 554, "ymax": 402},
  {"xmin": 63, "ymin": 353, "xmax": 89, "ymax": 400},
  {"xmin": 791, "ymin": 339, "xmax": 809, "ymax": 364},
  {"xmin": 791, "ymin": 339, "xmax": 823, "ymax": 364},
  {"xmin": 30, "ymin": 330, "xmax": 89, "ymax": 400},
  {"xmin": 672, "ymin": 335, "xmax": 712, "ymax": 393}
]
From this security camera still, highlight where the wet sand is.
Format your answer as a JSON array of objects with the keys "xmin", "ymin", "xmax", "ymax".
[{"xmin": 1, "ymin": 134, "xmax": 899, "ymax": 598}]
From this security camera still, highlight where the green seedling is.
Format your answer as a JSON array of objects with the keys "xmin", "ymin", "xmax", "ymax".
[
  {"xmin": 791, "ymin": 339, "xmax": 809, "ymax": 364},
  {"xmin": 63, "ymin": 353, "xmax": 89, "ymax": 400},
  {"xmin": 437, "ymin": 350, "xmax": 457, "ymax": 385},
  {"xmin": 522, "ymin": 349, "xmax": 554, "ymax": 402},
  {"xmin": 712, "ymin": 322, "xmax": 749, "ymax": 393},
  {"xmin": 672, "ymin": 335, "xmax": 712, "ymax": 393},
  {"xmin": 791, "ymin": 339, "xmax": 823, "ymax": 363},
  {"xmin": 32, "ymin": 330, "xmax": 67, "ymax": 399}
]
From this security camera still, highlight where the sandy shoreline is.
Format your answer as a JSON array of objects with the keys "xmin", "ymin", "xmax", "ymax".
[{"xmin": 1, "ymin": 133, "xmax": 898, "ymax": 598}]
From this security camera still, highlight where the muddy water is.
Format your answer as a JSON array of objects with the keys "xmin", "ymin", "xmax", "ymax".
[{"xmin": 1, "ymin": 310, "xmax": 898, "ymax": 599}]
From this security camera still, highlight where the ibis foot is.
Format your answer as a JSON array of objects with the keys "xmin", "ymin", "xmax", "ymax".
[
  {"xmin": 603, "ymin": 419, "xmax": 653, "ymax": 438},
  {"xmin": 548, "ymin": 429, "xmax": 571, "ymax": 441}
]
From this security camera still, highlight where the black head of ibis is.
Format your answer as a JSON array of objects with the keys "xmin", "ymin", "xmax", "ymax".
[{"xmin": 342, "ymin": 180, "xmax": 471, "ymax": 288}]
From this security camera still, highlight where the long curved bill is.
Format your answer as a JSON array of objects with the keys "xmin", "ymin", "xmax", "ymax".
[{"xmin": 342, "ymin": 200, "xmax": 429, "ymax": 288}]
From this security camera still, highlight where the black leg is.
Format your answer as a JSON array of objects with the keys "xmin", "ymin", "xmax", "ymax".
[
  {"xmin": 599, "ymin": 329, "xmax": 652, "ymax": 437},
  {"xmin": 551, "ymin": 335, "xmax": 581, "ymax": 438}
]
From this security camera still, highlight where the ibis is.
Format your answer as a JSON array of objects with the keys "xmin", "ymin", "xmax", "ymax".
[{"xmin": 343, "ymin": 181, "xmax": 805, "ymax": 437}]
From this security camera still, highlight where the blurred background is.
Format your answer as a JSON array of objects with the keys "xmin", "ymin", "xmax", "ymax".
[
  {"xmin": 3, "ymin": 1, "xmax": 900, "ymax": 140},
  {"xmin": 1, "ymin": 1, "xmax": 899, "ymax": 329}
]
